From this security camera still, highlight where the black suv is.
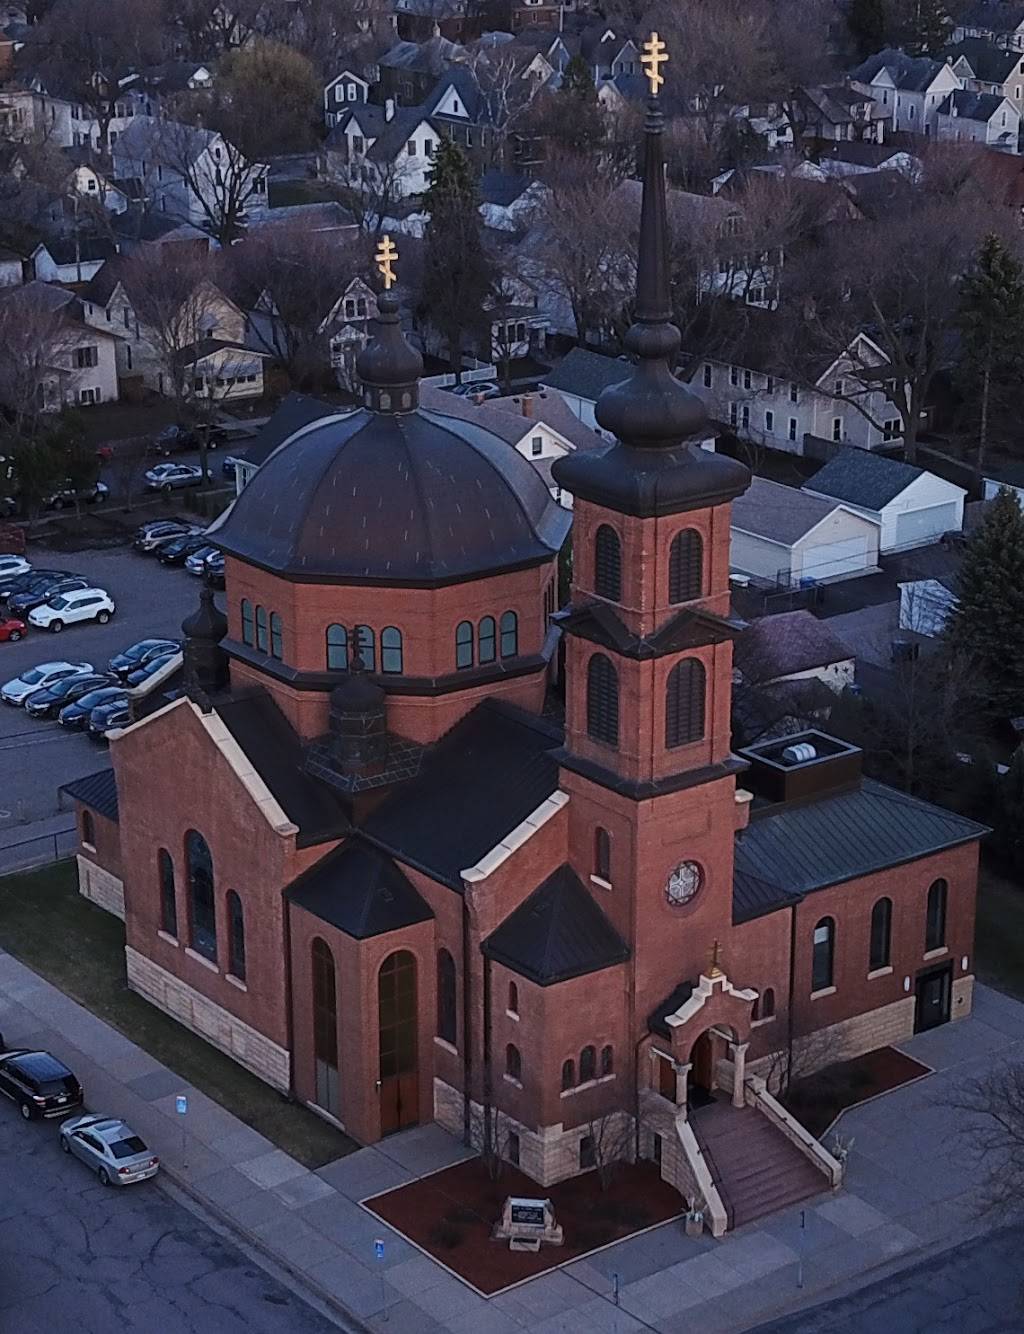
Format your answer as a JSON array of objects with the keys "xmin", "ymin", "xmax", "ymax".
[{"xmin": 0, "ymin": 1042, "xmax": 84, "ymax": 1119}]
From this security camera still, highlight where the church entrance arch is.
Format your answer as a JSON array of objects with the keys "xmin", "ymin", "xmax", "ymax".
[{"xmin": 687, "ymin": 1025, "xmax": 738, "ymax": 1107}]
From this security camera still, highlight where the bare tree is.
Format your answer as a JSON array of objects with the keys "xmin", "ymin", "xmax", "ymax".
[
  {"xmin": 144, "ymin": 119, "xmax": 267, "ymax": 246},
  {"xmin": 584, "ymin": 1111, "xmax": 635, "ymax": 1191},
  {"xmin": 0, "ymin": 291, "xmax": 78, "ymax": 437},
  {"xmin": 950, "ymin": 1061, "xmax": 1024, "ymax": 1218}
]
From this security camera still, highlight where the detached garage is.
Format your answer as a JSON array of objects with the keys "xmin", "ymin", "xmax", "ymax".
[
  {"xmin": 730, "ymin": 476, "xmax": 880, "ymax": 586},
  {"xmin": 802, "ymin": 448, "xmax": 965, "ymax": 554}
]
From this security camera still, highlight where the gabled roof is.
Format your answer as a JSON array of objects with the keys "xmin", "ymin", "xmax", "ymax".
[
  {"xmin": 286, "ymin": 840, "xmax": 433, "ymax": 938},
  {"xmin": 939, "ymin": 88, "xmax": 1011, "ymax": 120},
  {"xmin": 943, "ymin": 38, "xmax": 1021, "ymax": 83},
  {"xmin": 243, "ymin": 391, "xmax": 337, "ymax": 468},
  {"xmin": 802, "ymin": 446, "xmax": 948, "ymax": 511},
  {"xmin": 327, "ymin": 102, "xmax": 437, "ymax": 163},
  {"xmin": 479, "ymin": 168, "xmax": 531, "ymax": 206},
  {"xmin": 730, "ymin": 476, "xmax": 865, "ymax": 546},
  {"xmin": 482, "ymin": 864, "xmax": 629, "ymax": 985},
  {"xmin": 379, "ymin": 35, "xmax": 465, "ymax": 72},
  {"xmin": 542, "ymin": 347, "xmax": 630, "ymax": 402},
  {"xmin": 60, "ymin": 768, "xmax": 119, "ymax": 822},
  {"xmin": 734, "ymin": 609, "xmax": 854, "ymax": 682},
  {"xmin": 113, "ymin": 115, "xmax": 217, "ymax": 167},
  {"xmin": 559, "ymin": 600, "xmax": 741, "ymax": 659},
  {"xmin": 959, "ymin": 1, "xmax": 1024, "ymax": 34},
  {"xmin": 423, "ymin": 64, "xmax": 487, "ymax": 123},
  {"xmin": 852, "ymin": 48, "xmax": 948, "ymax": 92}
]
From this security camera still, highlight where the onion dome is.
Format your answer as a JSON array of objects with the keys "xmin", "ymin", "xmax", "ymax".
[
  {"xmin": 355, "ymin": 291, "xmax": 424, "ymax": 413},
  {"xmin": 552, "ymin": 95, "xmax": 749, "ymax": 518},
  {"xmin": 326, "ymin": 632, "xmax": 388, "ymax": 771},
  {"xmin": 181, "ymin": 585, "xmax": 228, "ymax": 696}
]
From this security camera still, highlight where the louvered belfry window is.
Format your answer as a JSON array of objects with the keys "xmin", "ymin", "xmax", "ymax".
[
  {"xmin": 587, "ymin": 653, "xmax": 619, "ymax": 747},
  {"xmin": 669, "ymin": 529, "xmax": 703, "ymax": 603},
  {"xmin": 665, "ymin": 658, "xmax": 706, "ymax": 748},
  {"xmin": 594, "ymin": 525, "xmax": 622, "ymax": 601}
]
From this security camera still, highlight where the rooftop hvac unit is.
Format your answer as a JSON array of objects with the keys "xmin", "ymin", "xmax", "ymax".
[{"xmin": 781, "ymin": 741, "xmax": 817, "ymax": 765}]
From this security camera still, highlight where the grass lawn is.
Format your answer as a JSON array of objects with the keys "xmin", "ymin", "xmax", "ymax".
[
  {"xmin": 0, "ymin": 861, "xmax": 357, "ymax": 1169},
  {"xmin": 975, "ymin": 864, "xmax": 1024, "ymax": 1002}
]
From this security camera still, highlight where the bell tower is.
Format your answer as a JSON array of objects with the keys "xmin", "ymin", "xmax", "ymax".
[{"xmin": 551, "ymin": 36, "xmax": 752, "ymax": 1014}]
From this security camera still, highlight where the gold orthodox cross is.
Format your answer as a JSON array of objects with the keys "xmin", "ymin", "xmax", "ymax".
[
  {"xmin": 641, "ymin": 31, "xmax": 668, "ymax": 97},
  {"xmin": 375, "ymin": 234, "xmax": 398, "ymax": 290},
  {"xmin": 709, "ymin": 938, "xmax": 724, "ymax": 977}
]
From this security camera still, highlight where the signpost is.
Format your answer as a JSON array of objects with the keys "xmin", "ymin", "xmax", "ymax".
[
  {"xmin": 176, "ymin": 1094, "xmax": 188, "ymax": 1170},
  {"xmin": 493, "ymin": 1196, "xmax": 563, "ymax": 1251},
  {"xmin": 374, "ymin": 1238, "xmax": 387, "ymax": 1321}
]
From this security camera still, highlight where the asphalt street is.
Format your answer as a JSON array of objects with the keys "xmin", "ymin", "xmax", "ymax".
[
  {"xmin": 0, "ymin": 1098, "xmax": 341, "ymax": 1334},
  {"xmin": 755, "ymin": 1224, "xmax": 1024, "ymax": 1334},
  {"xmin": 0, "ymin": 544, "xmax": 218, "ymax": 833}
]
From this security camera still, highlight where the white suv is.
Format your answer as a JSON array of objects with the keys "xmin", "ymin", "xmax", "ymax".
[{"xmin": 29, "ymin": 588, "xmax": 116, "ymax": 633}]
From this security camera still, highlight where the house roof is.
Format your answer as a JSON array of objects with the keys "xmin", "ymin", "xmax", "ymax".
[
  {"xmin": 243, "ymin": 391, "xmax": 337, "ymax": 468},
  {"xmin": 734, "ymin": 609, "xmax": 854, "ymax": 682},
  {"xmin": 493, "ymin": 389, "xmax": 608, "ymax": 453},
  {"xmin": 733, "ymin": 778, "xmax": 987, "ymax": 915},
  {"xmin": 959, "ymin": 1, "xmax": 1024, "ymax": 34},
  {"xmin": 363, "ymin": 701, "xmax": 562, "ymax": 891},
  {"xmin": 327, "ymin": 102, "xmax": 437, "ymax": 163},
  {"xmin": 113, "ymin": 115, "xmax": 217, "ymax": 167},
  {"xmin": 542, "ymin": 347, "xmax": 631, "ymax": 403},
  {"xmin": 647, "ymin": 981, "xmax": 696, "ymax": 1039},
  {"xmin": 285, "ymin": 840, "xmax": 433, "ymax": 938},
  {"xmin": 482, "ymin": 864, "xmax": 629, "ymax": 985},
  {"xmin": 60, "ymin": 768, "xmax": 119, "ymax": 822},
  {"xmin": 479, "ymin": 168, "xmax": 531, "ymax": 206},
  {"xmin": 730, "ymin": 476, "xmax": 856, "ymax": 546},
  {"xmin": 803, "ymin": 446, "xmax": 930, "ymax": 511},
  {"xmin": 852, "ymin": 48, "xmax": 947, "ymax": 92},
  {"xmin": 944, "ymin": 37, "xmax": 1021, "ymax": 83},
  {"xmin": 939, "ymin": 88, "xmax": 1009, "ymax": 120},
  {"xmin": 378, "ymin": 35, "xmax": 465, "ymax": 72}
]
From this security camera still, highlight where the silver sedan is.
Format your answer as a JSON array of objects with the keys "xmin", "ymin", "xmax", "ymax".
[{"xmin": 59, "ymin": 1114, "xmax": 160, "ymax": 1186}]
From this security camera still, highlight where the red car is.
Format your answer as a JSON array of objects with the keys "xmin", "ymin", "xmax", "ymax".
[{"xmin": 0, "ymin": 616, "xmax": 27, "ymax": 642}]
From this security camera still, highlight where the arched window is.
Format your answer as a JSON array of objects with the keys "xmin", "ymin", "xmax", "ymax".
[
  {"xmin": 594, "ymin": 827, "xmax": 611, "ymax": 882},
  {"xmin": 812, "ymin": 917, "xmax": 835, "ymax": 992},
  {"xmin": 561, "ymin": 1058, "xmax": 575, "ymax": 1091},
  {"xmin": 579, "ymin": 1044, "xmax": 596, "ymax": 1083},
  {"xmin": 81, "ymin": 810, "xmax": 95, "ymax": 847},
  {"xmin": 478, "ymin": 615, "xmax": 496, "ymax": 664},
  {"xmin": 326, "ymin": 624, "xmax": 347, "ymax": 669},
  {"xmin": 870, "ymin": 897, "xmax": 892, "ymax": 971},
  {"xmin": 500, "ymin": 610, "xmax": 518, "ymax": 658},
  {"xmin": 455, "ymin": 620, "xmax": 473, "ymax": 669},
  {"xmin": 669, "ymin": 529, "xmax": 704, "ymax": 603},
  {"xmin": 227, "ymin": 890, "xmax": 245, "ymax": 981},
  {"xmin": 666, "ymin": 658, "xmax": 706, "ymax": 748},
  {"xmin": 586, "ymin": 653, "xmax": 619, "ymax": 747},
  {"xmin": 926, "ymin": 879, "xmax": 947, "ymax": 952},
  {"xmin": 269, "ymin": 612, "xmax": 283, "ymax": 660},
  {"xmin": 255, "ymin": 605, "xmax": 268, "ymax": 653},
  {"xmin": 158, "ymin": 848, "xmax": 176, "ymax": 938},
  {"xmin": 185, "ymin": 830, "xmax": 216, "ymax": 962},
  {"xmin": 601, "ymin": 1044, "xmax": 614, "ymax": 1076},
  {"xmin": 508, "ymin": 981, "xmax": 519, "ymax": 1015},
  {"xmin": 381, "ymin": 626, "xmax": 403, "ymax": 674},
  {"xmin": 241, "ymin": 599, "xmax": 254, "ymax": 646},
  {"xmin": 354, "ymin": 624, "xmax": 375, "ymax": 671},
  {"xmin": 754, "ymin": 987, "xmax": 776, "ymax": 1021},
  {"xmin": 436, "ymin": 949, "xmax": 456, "ymax": 1046},
  {"xmin": 312, "ymin": 938, "xmax": 339, "ymax": 1115},
  {"xmin": 505, "ymin": 1043, "xmax": 521, "ymax": 1082},
  {"xmin": 595, "ymin": 524, "xmax": 622, "ymax": 600}
]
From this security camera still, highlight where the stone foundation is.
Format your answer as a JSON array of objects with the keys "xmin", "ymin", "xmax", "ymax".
[
  {"xmin": 76, "ymin": 855, "xmax": 124, "ymax": 919},
  {"xmin": 640, "ymin": 1093, "xmax": 699, "ymax": 1209},
  {"xmin": 126, "ymin": 946, "xmax": 290, "ymax": 1090},
  {"xmin": 953, "ymin": 974, "xmax": 974, "ymax": 1019}
]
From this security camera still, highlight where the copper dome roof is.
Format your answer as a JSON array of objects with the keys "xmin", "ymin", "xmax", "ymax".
[{"xmin": 215, "ymin": 406, "xmax": 571, "ymax": 587}]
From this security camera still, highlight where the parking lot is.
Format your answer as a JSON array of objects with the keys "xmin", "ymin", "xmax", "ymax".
[{"xmin": 0, "ymin": 543, "xmax": 223, "ymax": 834}]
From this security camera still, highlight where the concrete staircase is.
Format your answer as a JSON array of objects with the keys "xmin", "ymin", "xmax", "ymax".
[{"xmin": 690, "ymin": 1100, "xmax": 828, "ymax": 1229}]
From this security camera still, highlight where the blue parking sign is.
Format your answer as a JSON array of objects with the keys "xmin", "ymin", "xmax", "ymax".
[
  {"xmin": 175, "ymin": 1095, "xmax": 188, "ymax": 1115},
  {"xmin": 374, "ymin": 1239, "xmax": 385, "ymax": 1261}
]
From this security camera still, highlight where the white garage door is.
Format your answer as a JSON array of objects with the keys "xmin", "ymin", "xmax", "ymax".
[
  {"xmin": 895, "ymin": 502, "xmax": 959, "ymax": 549},
  {"xmin": 800, "ymin": 537, "xmax": 869, "ymax": 580}
]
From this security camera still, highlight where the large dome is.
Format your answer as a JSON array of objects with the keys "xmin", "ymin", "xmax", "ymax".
[{"xmin": 215, "ymin": 405, "xmax": 571, "ymax": 586}]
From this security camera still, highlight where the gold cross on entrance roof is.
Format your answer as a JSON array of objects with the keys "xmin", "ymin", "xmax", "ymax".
[
  {"xmin": 709, "ymin": 938, "xmax": 724, "ymax": 978},
  {"xmin": 641, "ymin": 31, "xmax": 668, "ymax": 97},
  {"xmin": 375, "ymin": 233, "xmax": 398, "ymax": 290}
]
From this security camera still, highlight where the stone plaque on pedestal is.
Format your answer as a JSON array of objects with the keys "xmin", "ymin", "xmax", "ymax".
[{"xmin": 493, "ymin": 1195, "xmax": 564, "ymax": 1250}]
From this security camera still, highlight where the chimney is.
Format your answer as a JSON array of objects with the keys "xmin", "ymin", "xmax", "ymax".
[
  {"xmin": 384, "ymin": 97, "xmax": 395, "ymax": 122},
  {"xmin": 520, "ymin": 393, "xmax": 534, "ymax": 418}
]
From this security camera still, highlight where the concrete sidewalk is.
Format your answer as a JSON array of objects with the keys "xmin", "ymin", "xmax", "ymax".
[{"xmin": 0, "ymin": 948, "xmax": 1020, "ymax": 1334}]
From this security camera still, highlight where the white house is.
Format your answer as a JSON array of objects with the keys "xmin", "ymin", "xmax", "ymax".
[
  {"xmin": 944, "ymin": 38, "xmax": 1024, "ymax": 102},
  {"xmin": 851, "ymin": 48, "xmax": 962, "ymax": 136},
  {"xmin": 935, "ymin": 88, "xmax": 1021, "ymax": 150},
  {"xmin": 734, "ymin": 609, "xmax": 857, "ymax": 692},
  {"xmin": 803, "ymin": 448, "xmax": 966, "ymax": 552},
  {"xmin": 323, "ymin": 70, "xmax": 370, "ymax": 128},
  {"xmin": 955, "ymin": 3, "xmax": 1024, "ymax": 52},
  {"xmin": 322, "ymin": 101, "xmax": 439, "ymax": 200},
  {"xmin": 0, "ymin": 281, "xmax": 121, "ymax": 409},
  {"xmin": 730, "ymin": 476, "xmax": 881, "ymax": 585}
]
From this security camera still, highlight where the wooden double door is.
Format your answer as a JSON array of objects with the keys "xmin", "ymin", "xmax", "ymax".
[{"xmin": 378, "ymin": 951, "xmax": 419, "ymax": 1137}]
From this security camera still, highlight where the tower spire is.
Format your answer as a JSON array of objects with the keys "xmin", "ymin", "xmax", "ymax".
[{"xmin": 355, "ymin": 234, "xmax": 423, "ymax": 413}]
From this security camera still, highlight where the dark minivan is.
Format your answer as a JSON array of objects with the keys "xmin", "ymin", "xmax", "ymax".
[{"xmin": 0, "ymin": 1044, "xmax": 84, "ymax": 1119}]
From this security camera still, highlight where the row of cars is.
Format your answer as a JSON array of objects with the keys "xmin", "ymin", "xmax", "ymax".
[
  {"xmin": 1, "ymin": 638, "xmax": 179, "ymax": 738},
  {"xmin": 0, "ymin": 1036, "xmax": 159, "ymax": 1187},
  {"xmin": 0, "ymin": 557, "xmax": 116, "ymax": 640},
  {"xmin": 134, "ymin": 519, "xmax": 224, "ymax": 587}
]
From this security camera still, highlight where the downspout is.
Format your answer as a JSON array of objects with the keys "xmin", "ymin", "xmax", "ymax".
[
  {"xmin": 282, "ymin": 886, "xmax": 297, "ymax": 1101},
  {"xmin": 460, "ymin": 890, "xmax": 472, "ymax": 1147},
  {"xmin": 482, "ymin": 952, "xmax": 494, "ymax": 1161},
  {"xmin": 786, "ymin": 901, "xmax": 798, "ymax": 1095}
]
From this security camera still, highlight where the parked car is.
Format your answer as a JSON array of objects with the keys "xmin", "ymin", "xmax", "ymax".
[
  {"xmin": 203, "ymin": 551, "xmax": 225, "ymax": 589},
  {"xmin": 221, "ymin": 453, "xmax": 247, "ymax": 479},
  {"xmin": 108, "ymin": 638, "xmax": 179, "ymax": 680},
  {"xmin": 0, "ymin": 616, "xmax": 26, "ymax": 642},
  {"xmin": 152, "ymin": 423, "xmax": 226, "ymax": 455},
  {"xmin": 450, "ymin": 381, "xmax": 500, "ymax": 400},
  {"xmin": 87, "ymin": 696, "xmax": 132, "ymax": 739},
  {"xmin": 8, "ymin": 576, "xmax": 90, "ymax": 616},
  {"xmin": 29, "ymin": 588, "xmax": 115, "ymax": 633},
  {"xmin": 0, "ymin": 554, "xmax": 31, "ymax": 585},
  {"xmin": 0, "ymin": 569, "xmax": 72, "ymax": 603},
  {"xmin": 1, "ymin": 660, "xmax": 92, "ymax": 705},
  {"xmin": 58, "ymin": 685, "xmax": 128, "ymax": 730},
  {"xmin": 24, "ymin": 672, "xmax": 116, "ymax": 719},
  {"xmin": 44, "ymin": 482, "xmax": 109, "ymax": 510},
  {"xmin": 123, "ymin": 652, "xmax": 177, "ymax": 689},
  {"xmin": 133, "ymin": 521, "xmax": 194, "ymax": 553},
  {"xmin": 158, "ymin": 533, "xmax": 211, "ymax": 566},
  {"xmin": 0, "ymin": 1045, "xmax": 83, "ymax": 1119},
  {"xmin": 60, "ymin": 1114, "xmax": 159, "ymax": 1186},
  {"xmin": 184, "ymin": 545, "xmax": 220, "ymax": 576},
  {"xmin": 144, "ymin": 463, "xmax": 208, "ymax": 492}
]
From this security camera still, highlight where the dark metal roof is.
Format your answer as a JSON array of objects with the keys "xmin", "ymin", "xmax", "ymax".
[
  {"xmin": 483, "ymin": 864, "xmax": 629, "ymax": 985},
  {"xmin": 803, "ymin": 447, "xmax": 925, "ymax": 512},
  {"xmin": 734, "ymin": 778, "xmax": 987, "ymax": 905},
  {"xmin": 733, "ymin": 866, "xmax": 800, "ymax": 925},
  {"xmin": 286, "ymin": 840, "xmax": 433, "ymax": 938},
  {"xmin": 558, "ymin": 600, "xmax": 741, "ymax": 659},
  {"xmin": 216, "ymin": 405, "xmax": 570, "ymax": 587},
  {"xmin": 542, "ymin": 348, "xmax": 631, "ymax": 403},
  {"xmin": 363, "ymin": 701, "xmax": 562, "ymax": 890},
  {"xmin": 243, "ymin": 392, "xmax": 336, "ymax": 469},
  {"xmin": 213, "ymin": 692, "xmax": 349, "ymax": 848},
  {"xmin": 648, "ymin": 980, "xmax": 696, "ymax": 1039},
  {"xmin": 60, "ymin": 769, "xmax": 118, "ymax": 822}
]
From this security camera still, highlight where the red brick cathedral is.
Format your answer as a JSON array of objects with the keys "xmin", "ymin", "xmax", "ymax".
[{"xmin": 69, "ymin": 84, "xmax": 984, "ymax": 1222}]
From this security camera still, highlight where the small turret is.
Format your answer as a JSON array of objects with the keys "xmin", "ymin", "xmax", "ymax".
[{"xmin": 181, "ymin": 585, "xmax": 228, "ymax": 701}]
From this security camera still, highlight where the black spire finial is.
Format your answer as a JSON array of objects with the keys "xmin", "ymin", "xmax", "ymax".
[
  {"xmin": 349, "ymin": 624, "xmax": 365, "ymax": 672},
  {"xmin": 182, "ymin": 583, "xmax": 228, "ymax": 700}
]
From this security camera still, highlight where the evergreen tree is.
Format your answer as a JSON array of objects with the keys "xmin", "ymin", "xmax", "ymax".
[
  {"xmin": 847, "ymin": 0, "xmax": 888, "ymax": 60},
  {"xmin": 947, "ymin": 487, "xmax": 1024, "ymax": 717},
  {"xmin": 957, "ymin": 234, "xmax": 1024, "ymax": 474},
  {"xmin": 553, "ymin": 54, "xmax": 603, "ymax": 154},
  {"xmin": 891, "ymin": 0, "xmax": 951, "ymax": 55},
  {"xmin": 418, "ymin": 139, "xmax": 493, "ymax": 377},
  {"xmin": 991, "ymin": 745, "xmax": 1024, "ymax": 874}
]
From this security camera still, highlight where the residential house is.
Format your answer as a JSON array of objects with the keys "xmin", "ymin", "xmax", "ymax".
[
  {"xmin": 323, "ymin": 277, "xmax": 379, "ymax": 381},
  {"xmin": 394, "ymin": 0, "xmax": 478, "ymax": 42},
  {"xmin": 944, "ymin": 37, "xmax": 1024, "ymax": 102},
  {"xmin": 0, "ymin": 280, "xmax": 120, "ymax": 409},
  {"xmin": 64, "ymin": 154, "xmax": 133, "ymax": 214},
  {"xmin": 322, "ymin": 100, "xmax": 440, "ymax": 200},
  {"xmin": 730, "ymin": 476, "xmax": 881, "ymax": 585},
  {"xmin": 578, "ymin": 26, "xmax": 641, "ymax": 84},
  {"xmin": 734, "ymin": 610, "xmax": 856, "ymax": 693},
  {"xmin": 795, "ymin": 84, "xmax": 887, "ymax": 143},
  {"xmin": 511, "ymin": 0, "xmax": 571, "ymax": 30},
  {"xmin": 421, "ymin": 66, "xmax": 492, "ymax": 153},
  {"xmin": 478, "ymin": 170, "xmax": 544, "ymax": 230},
  {"xmin": 226, "ymin": 392, "xmax": 336, "ymax": 493},
  {"xmin": 851, "ymin": 48, "xmax": 962, "ymax": 136},
  {"xmin": 323, "ymin": 70, "xmax": 371, "ymax": 128},
  {"xmin": 954, "ymin": 2, "xmax": 1024, "ymax": 51},
  {"xmin": 377, "ymin": 36, "xmax": 467, "ymax": 106},
  {"xmin": 175, "ymin": 337, "xmax": 269, "ymax": 402},
  {"xmin": 813, "ymin": 141, "xmax": 922, "ymax": 178},
  {"xmin": 0, "ymin": 245, "xmax": 22, "ymax": 286},
  {"xmin": 935, "ymin": 89, "xmax": 1021, "ymax": 150},
  {"xmin": 803, "ymin": 448, "xmax": 967, "ymax": 552}
]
